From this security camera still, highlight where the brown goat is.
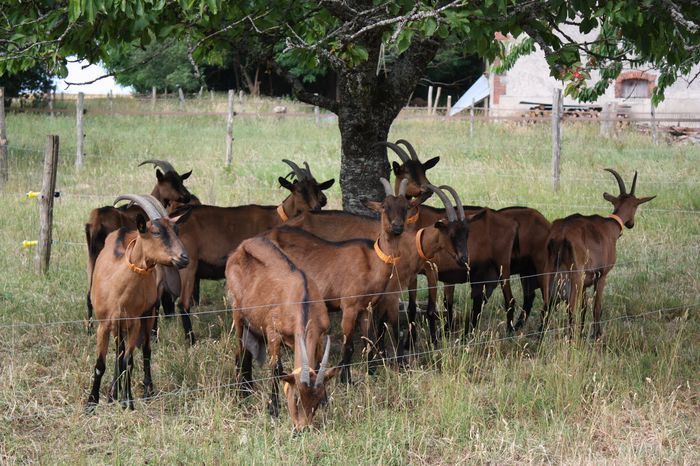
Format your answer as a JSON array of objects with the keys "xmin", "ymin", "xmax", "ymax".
[
  {"xmin": 404, "ymin": 190, "xmax": 519, "ymax": 345},
  {"xmin": 285, "ymin": 184, "xmax": 469, "ymax": 360},
  {"xmin": 85, "ymin": 160, "xmax": 196, "ymax": 328},
  {"xmin": 542, "ymin": 169, "xmax": 654, "ymax": 338},
  {"xmin": 226, "ymin": 237, "xmax": 338, "ymax": 430},
  {"xmin": 172, "ymin": 160, "xmax": 335, "ymax": 344},
  {"xmin": 86, "ymin": 194, "xmax": 191, "ymax": 412},
  {"xmin": 378, "ymin": 139, "xmax": 439, "ymax": 201},
  {"xmin": 260, "ymin": 178, "xmax": 410, "ymax": 383}
]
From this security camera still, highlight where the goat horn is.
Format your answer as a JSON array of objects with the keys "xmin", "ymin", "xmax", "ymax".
[
  {"xmin": 142, "ymin": 193, "xmax": 169, "ymax": 218},
  {"xmin": 630, "ymin": 171, "xmax": 638, "ymax": 196},
  {"xmin": 282, "ymin": 159, "xmax": 306, "ymax": 181},
  {"xmin": 395, "ymin": 139, "xmax": 419, "ymax": 161},
  {"xmin": 398, "ymin": 178, "xmax": 408, "ymax": 197},
  {"xmin": 299, "ymin": 335, "xmax": 311, "ymax": 386},
  {"xmin": 379, "ymin": 177, "xmax": 394, "ymax": 197},
  {"xmin": 315, "ymin": 335, "xmax": 331, "ymax": 388},
  {"xmin": 114, "ymin": 194, "xmax": 162, "ymax": 221},
  {"xmin": 303, "ymin": 161, "xmax": 315, "ymax": 180},
  {"xmin": 138, "ymin": 159, "xmax": 176, "ymax": 174},
  {"xmin": 425, "ymin": 184, "xmax": 457, "ymax": 223},
  {"xmin": 439, "ymin": 185, "xmax": 465, "ymax": 221},
  {"xmin": 374, "ymin": 141, "xmax": 410, "ymax": 163},
  {"xmin": 604, "ymin": 168, "xmax": 627, "ymax": 195}
]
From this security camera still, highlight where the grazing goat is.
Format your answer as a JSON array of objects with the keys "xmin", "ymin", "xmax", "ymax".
[
  {"xmin": 85, "ymin": 160, "xmax": 195, "ymax": 328},
  {"xmin": 226, "ymin": 237, "xmax": 338, "ymax": 430},
  {"xmin": 86, "ymin": 194, "xmax": 191, "ymax": 412},
  {"xmin": 261, "ymin": 178, "xmax": 410, "ymax": 383},
  {"xmin": 285, "ymin": 184, "xmax": 469, "ymax": 360},
  {"xmin": 172, "ymin": 160, "xmax": 334, "ymax": 344},
  {"xmin": 542, "ymin": 169, "xmax": 655, "ymax": 338}
]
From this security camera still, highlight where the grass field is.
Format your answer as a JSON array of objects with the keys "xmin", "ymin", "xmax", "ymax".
[{"xmin": 1, "ymin": 96, "xmax": 698, "ymax": 464}]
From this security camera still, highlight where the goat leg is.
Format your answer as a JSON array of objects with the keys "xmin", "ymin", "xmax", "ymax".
[
  {"xmin": 108, "ymin": 332, "xmax": 125, "ymax": 403},
  {"xmin": 591, "ymin": 276, "xmax": 607, "ymax": 340},
  {"xmin": 339, "ymin": 307, "xmax": 356, "ymax": 384},
  {"xmin": 85, "ymin": 325, "xmax": 109, "ymax": 413},
  {"xmin": 268, "ymin": 358, "xmax": 283, "ymax": 418},
  {"xmin": 142, "ymin": 311, "xmax": 155, "ymax": 399},
  {"xmin": 403, "ymin": 275, "xmax": 419, "ymax": 352}
]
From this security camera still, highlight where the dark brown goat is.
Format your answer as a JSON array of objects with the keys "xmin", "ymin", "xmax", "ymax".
[
  {"xmin": 86, "ymin": 194, "xmax": 191, "ymax": 412},
  {"xmin": 226, "ymin": 237, "xmax": 338, "ymax": 430},
  {"xmin": 172, "ymin": 160, "xmax": 335, "ymax": 344},
  {"xmin": 261, "ymin": 179, "xmax": 410, "ymax": 383},
  {"xmin": 378, "ymin": 139, "xmax": 439, "ymax": 201},
  {"xmin": 405, "ymin": 188, "xmax": 519, "ymax": 344},
  {"xmin": 542, "ymin": 169, "xmax": 654, "ymax": 338},
  {"xmin": 85, "ymin": 160, "xmax": 195, "ymax": 328}
]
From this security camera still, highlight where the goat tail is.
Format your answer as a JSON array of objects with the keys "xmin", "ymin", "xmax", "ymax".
[{"xmin": 547, "ymin": 237, "xmax": 574, "ymax": 302}]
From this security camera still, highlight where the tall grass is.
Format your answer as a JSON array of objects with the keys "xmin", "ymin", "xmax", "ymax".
[{"xmin": 0, "ymin": 99, "xmax": 698, "ymax": 463}]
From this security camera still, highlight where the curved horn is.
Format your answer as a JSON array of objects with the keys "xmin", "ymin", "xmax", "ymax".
[
  {"xmin": 314, "ymin": 335, "xmax": 331, "ymax": 388},
  {"xmin": 303, "ymin": 161, "xmax": 315, "ymax": 180},
  {"xmin": 142, "ymin": 193, "xmax": 169, "ymax": 218},
  {"xmin": 379, "ymin": 177, "xmax": 394, "ymax": 197},
  {"xmin": 299, "ymin": 335, "xmax": 311, "ymax": 386},
  {"xmin": 114, "ymin": 194, "xmax": 163, "ymax": 221},
  {"xmin": 138, "ymin": 159, "xmax": 176, "ymax": 174},
  {"xmin": 396, "ymin": 139, "xmax": 419, "ymax": 161},
  {"xmin": 374, "ymin": 141, "xmax": 410, "ymax": 163},
  {"xmin": 630, "ymin": 171, "xmax": 638, "ymax": 195},
  {"xmin": 425, "ymin": 185, "xmax": 457, "ymax": 222},
  {"xmin": 398, "ymin": 178, "xmax": 408, "ymax": 197},
  {"xmin": 439, "ymin": 185, "xmax": 465, "ymax": 221},
  {"xmin": 282, "ymin": 159, "xmax": 306, "ymax": 181},
  {"xmin": 604, "ymin": 168, "xmax": 627, "ymax": 195}
]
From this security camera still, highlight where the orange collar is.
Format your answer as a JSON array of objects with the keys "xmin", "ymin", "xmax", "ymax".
[
  {"xmin": 374, "ymin": 238, "xmax": 400, "ymax": 264},
  {"xmin": 277, "ymin": 204, "xmax": 289, "ymax": 222},
  {"xmin": 126, "ymin": 239, "xmax": 154, "ymax": 275},
  {"xmin": 406, "ymin": 211, "xmax": 419, "ymax": 225},
  {"xmin": 416, "ymin": 228, "xmax": 432, "ymax": 261},
  {"xmin": 608, "ymin": 214, "xmax": 625, "ymax": 236}
]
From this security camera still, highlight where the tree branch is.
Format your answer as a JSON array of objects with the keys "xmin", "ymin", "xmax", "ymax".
[{"xmin": 267, "ymin": 58, "xmax": 339, "ymax": 113}]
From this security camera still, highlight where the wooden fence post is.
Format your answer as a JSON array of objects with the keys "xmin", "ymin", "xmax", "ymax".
[
  {"xmin": 651, "ymin": 103, "xmax": 658, "ymax": 145},
  {"xmin": 108, "ymin": 90, "xmax": 113, "ymax": 113},
  {"xmin": 314, "ymin": 93, "xmax": 320, "ymax": 126},
  {"xmin": 151, "ymin": 86, "xmax": 157, "ymax": 112},
  {"xmin": 210, "ymin": 89, "xmax": 215, "ymax": 102},
  {"xmin": 551, "ymin": 88, "xmax": 562, "ymax": 192},
  {"xmin": 225, "ymin": 89, "xmax": 235, "ymax": 166},
  {"xmin": 446, "ymin": 95, "xmax": 452, "ymax": 117},
  {"xmin": 427, "ymin": 85, "xmax": 433, "ymax": 115},
  {"xmin": 36, "ymin": 135, "xmax": 59, "ymax": 274},
  {"xmin": 49, "ymin": 90, "xmax": 55, "ymax": 117},
  {"xmin": 469, "ymin": 98, "xmax": 475, "ymax": 138},
  {"xmin": 75, "ymin": 92, "xmax": 85, "ymax": 168},
  {"xmin": 0, "ymin": 87, "xmax": 8, "ymax": 188},
  {"xmin": 178, "ymin": 87, "xmax": 185, "ymax": 111},
  {"xmin": 433, "ymin": 86, "xmax": 442, "ymax": 116}
]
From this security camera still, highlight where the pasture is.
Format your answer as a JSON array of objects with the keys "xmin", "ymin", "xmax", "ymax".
[{"xmin": 1, "ymin": 97, "xmax": 698, "ymax": 464}]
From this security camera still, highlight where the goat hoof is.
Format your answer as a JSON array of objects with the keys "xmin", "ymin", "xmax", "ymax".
[
  {"xmin": 268, "ymin": 401, "xmax": 279, "ymax": 418},
  {"xmin": 187, "ymin": 332, "xmax": 197, "ymax": 346},
  {"xmin": 142, "ymin": 383, "xmax": 155, "ymax": 400},
  {"xmin": 85, "ymin": 402, "xmax": 97, "ymax": 415}
]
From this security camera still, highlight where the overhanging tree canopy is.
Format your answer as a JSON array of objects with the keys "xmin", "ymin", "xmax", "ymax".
[{"xmin": 2, "ymin": 1, "xmax": 699, "ymax": 212}]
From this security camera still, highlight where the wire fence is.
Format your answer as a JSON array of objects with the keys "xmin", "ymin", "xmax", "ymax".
[{"xmin": 2, "ymin": 301, "xmax": 697, "ymax": 423}]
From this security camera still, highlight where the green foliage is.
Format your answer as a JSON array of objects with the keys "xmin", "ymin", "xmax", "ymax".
[
  {"xmin": 103, "ymin": 38, "xmax": 201, "ymax": 93},
  {"xmin": 0, "ymin": 65, "xmax": 55, "ymax": 99}
]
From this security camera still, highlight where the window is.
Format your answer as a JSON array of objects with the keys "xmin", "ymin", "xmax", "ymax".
[{"xmin": 620, "ymin": 78, "xmax": 650, "ymax": 99}]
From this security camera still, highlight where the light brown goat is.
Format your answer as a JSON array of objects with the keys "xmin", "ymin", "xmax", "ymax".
[
  {"xmin": 85, "ymin": 160, "xmax": 196, "ymax": 327},
  {"xmin": 542, "ymin": 169, "xmax": 654, "ymax": 338},
  {"xmin": 172, "ymin": 160, "xmax": 334, "ymax": 344},
  {"xmin": 261, "ymin": 178, "xmax": 410, "ymax": 383},
  {"xmin": 226, "ymin": 237, "xmax": 338, "ymax": 430},
  {"xmin": 86, "ymin": 194, "xmax": 190, "ymax": 412}
]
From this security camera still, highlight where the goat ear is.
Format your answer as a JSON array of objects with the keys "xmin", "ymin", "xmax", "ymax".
[
  {"xmin": 318, "ymin": 179, "xmax": 335, "ymax": 190},
  {"xmin": 637, "ymin": 195, "xmax": 656, "ymax": 205},
  {"xmin": 180, "ymin": 170, "xmax": 192, "ymax": 180},
  {"xmin": 136, "ymin": 214, "xmax": 148, "ymax": 233},
  {"xmin": 281, "ymin": 373, "xmax": 296, "ymax": 385},
  {"xmin": 170, "ymin": 207, "xmax": 192, "ymax": 225},
  {"xmin": 156, "ymin": 169, "xmax": 164, "ymax": 182},
  {"xmin": 362, "ymin": 199, "xmax": 383, "ymax": 212},
  {"xmin": 423, "ymin": 157, "xmax": 440, "ymax": 170},
  {"xmin": 392, "ymin": 161, "xmax": 402, "ymax": 175},
  {"xmin": 319, "ymin": 367, "xmax": 341, "ymax": 384},
  {"xmin": 279, "ymin": 176, "xmax": 295, "ymax": 191},
  {"xmin": 603, "ymin": 192, "xmax": 618, "ymax": 203}
]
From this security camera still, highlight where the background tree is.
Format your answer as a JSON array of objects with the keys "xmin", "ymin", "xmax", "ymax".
[
  {"xmin": 0, "ymin": 64, "xmax": 55, "ymax": 106},
  {"xmin": 2, "ymin": 1, "xmax": 699, "ymax": 213}
]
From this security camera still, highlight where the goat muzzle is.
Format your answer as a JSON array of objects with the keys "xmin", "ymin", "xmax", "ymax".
[{"xmin": 172, "ymin": 253, "xmax": 190, "ymax": 269}]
